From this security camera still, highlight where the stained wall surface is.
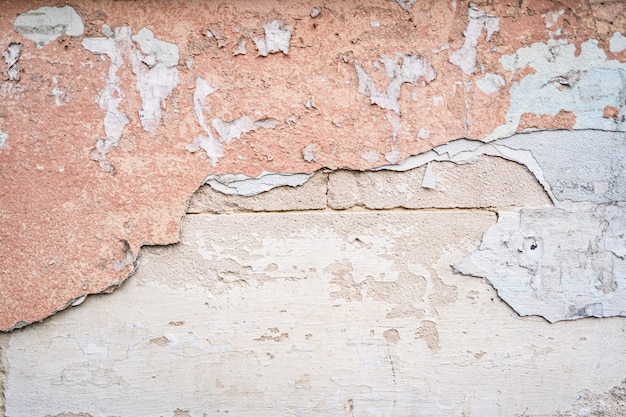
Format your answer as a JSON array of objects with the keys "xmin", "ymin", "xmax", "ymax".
[{"xmin": 0, "ymin": 1, "xmax": 625, "ymax": 416}]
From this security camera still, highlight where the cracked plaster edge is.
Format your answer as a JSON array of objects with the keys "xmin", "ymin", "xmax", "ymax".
[
  {"xmin": 2, "ymin": 130, "xmax": 616, "ymax": 331},
  {"xmin": 201, "ymin": 129, "xmax": 615, "ymax": 201}
]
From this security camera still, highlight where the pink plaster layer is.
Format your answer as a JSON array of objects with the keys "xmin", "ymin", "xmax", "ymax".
[{"xmin": 0, "ymin": 0, "xmax": 623, "ymax": 330}]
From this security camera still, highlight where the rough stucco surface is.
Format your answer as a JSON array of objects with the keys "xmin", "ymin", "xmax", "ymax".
[
  {"xmin": 0, "ymin": 0, "xmax": 625, "ymax": 329},
  {"xmin": 0, "ymin": 0, "xmax": 626, "ymax": 415},
  {"xmin": 4, "ymin": 208, "xmax": 626, "ymax": 417}
]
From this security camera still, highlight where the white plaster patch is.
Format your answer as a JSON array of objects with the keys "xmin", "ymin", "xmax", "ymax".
[
  {"xmin": 13, "ymin": 6, "xmax": 84, "ymax": 47},
  {"xmin": 132, "ymin": 28, "xmax": 179, "ymax": 67},
  {"xmin": 2, "ymin": 42, "xmax": 21, "ymax": 81},
  {"xmin": 233, "ymin": 38, "xmax": 247, "ymax": 56},
  {"xmin": 186, "ymin": 136, "xmax": 224, "ymax": 166},
  {"xmin": 490, "ymin": 40, "xmax": 626, "ymax": 139},
  {"xmin": 303, "ymin": 144, "xmax": 316, "ymax": 162},
  {"xmin": 421, "ymin": 162, "xmax": 435, "ymax": 189},
  {"xmin": 600, "ymin": 203, "xmax": 626, "ymax": 259},
  {"xmin": 205, "ymin": 171, "xmax": 313, "ymax": 196},
  {"xmin": 82, "ymin": 26, "xmax": 132, "ymax": 172},
  {"xmin": 253, "ymin": 20, "xmax": 292, "ymax": 56},
  {"xmin": 449, "ymin": 4, "xmax": 499, "ymax": 75},
  {"xmin": 185, "ymin": 77, "xmax": 223, "ymax": 165},
  {"xmin": 394, "ymin": 0, "xmax": 417, "ymax": 12},
  {"xmin": 51, "ymin": 76, "xmax": 64, "ymax": 106},
  {"xmin": 379, "ymin": 130, "xmax": 626, "ymax": 205},
  {"xmin": 476, "ymin": 72, "xmax": 505, "ymax": 93},
  {"xmin": 454, "ymin": 202, "xmax": 626, "ymax": 322},
  {"xmin": 355, "ymin": 53, "xmax": 436, "ymax": 115},
  {"xmin": 212, "ymin": 116, "xmax": 278, "ymax": 144},
  {"xmin": 610, "ymin": 32, "xmax": 626, "ymax": 53},
  {"xmin": 83, "ymin": 25, "xmax": 180, "ymax": 170},
  {"xmin": 0, "ymin": 129, "xmax": 7, "ymax": 149}
]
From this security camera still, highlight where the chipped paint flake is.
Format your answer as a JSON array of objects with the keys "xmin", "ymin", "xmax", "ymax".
[
  {"xmin": 421, "ymin": 162, "xmax": 435, "ymax": 189},
  {"xmin": 382, "ymin": 130, "xmax": 625, "ymax": 205},
  {"xmin": 253, "ymin": 20, "xmax": 292, "ymax": 56},
  {"xmin": 3, "ymin": 42, "xmax": 21, "ymax": 81},
  {"xmin": 609, "ymin": 32, "xmax": 626, "ymax": 53},
  {"xmin": 449, "ymin": 4, "xmax": 499, "ymax": 75},
  {"xmin": 205, "ymin": 171, "xmax": 313, "ymax": 196},
  {"xmin": 0, "ymin": 129, "xmax": 7, "ymax": 149},
  {"xmin": 132, "ymin": 28, "xmax": 179, "ymax": 68},
  {"xmin": 355, "ymin": 54, "xmax": 436, "ymax": 115},
  {"xmin": 476, "ymin": 72, "xmax": 505, "ymax": 93},
  {"xmin": 491, "ymin": 40, "xmax": 626, "ymax": 139},
  {"xmin": 454, "ymin": 202, "xmax": 626, "ymax": 322},
  {"xmin": 13, "ymin": 6, "xmax": 84, "ymax": 47}
]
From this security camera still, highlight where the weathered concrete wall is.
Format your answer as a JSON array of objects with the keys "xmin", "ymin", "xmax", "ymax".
[{"xmin": 0, "ymin": 0, "xmax": 625, "ymax": 416}]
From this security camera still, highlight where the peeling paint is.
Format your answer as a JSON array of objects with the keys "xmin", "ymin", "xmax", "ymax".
[
  {"xmin": 253, "ymin": 20, "xmax": 292, "ymax": 56},
  {"xmin": 205, "ymin": 171, "xmax": 313, "ymax": 196},
  {"xmin": 609, "ymin": 32, "xmax": 626, "ymax": 54},
  {"xmin": 355, "ymin": 54, "xmax": 436, "ymax": 115},
  {"xmin": 2, "ymin": 42, "xmax": 21, "ymax": 81},
  {"xmin": 186, "ymin": 77, "xmax": 223, "ymax": 165},
  {"xmin": 449, "ymin": 4, "xmax": 499, "ymax": 76},
  {"xmin": 381, "ymin": 130, "xmax": 626, "ymax": 205},
  {"xmin": 0, "ymin": 129, "xmax": 7, "ymax": 149},
  {"xmin": 83, "ymin": 25, "xmax": 180, "ymax": 170},
  {"xmin": 130, "ymin": 29, "xmax": 180, "ymax": 135},
  {"xmin": 13, "ymin": 6, "xmax": 84, "ymax": 47},
  {"xmin": 490, "ymin": 39, "xmax": 626, "ymax": 139},
  {"xmin": 454, "ymin": 202, "xmax": 626, "ymax": 323},
  {"xmin": 212, "ymin": 116, "xmax": 278, "ymax": 144},
  {"xmin": 475, "ymin": 72, "xmax": 505, "ymax": 93}
]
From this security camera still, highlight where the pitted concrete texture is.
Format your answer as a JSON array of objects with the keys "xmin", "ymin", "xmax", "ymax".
[
  {"xmin": 3, "ymin": 210, "xmax": 626, "ymax": 417},
  {"xmin": 1, "ymin": 0, "xmax": 626, "ymax": 329}
]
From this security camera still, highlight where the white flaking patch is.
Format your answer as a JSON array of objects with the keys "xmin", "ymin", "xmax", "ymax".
[
  {"xmin": 490, "ymin": 39, "xmax": 626, "ymax": 139},
  {"xmin": 610, "ymin": 32, "xmax": 626, "ymax": 53},
  {"xmin": 454, "ymin": 202, "xmax": 626, "ymax": 322},
  {"xmin": 186, "ymin": 77, "xmax": 223, "ymax": 165},
  {"xmin": 355, "ymin": 53, "xmax": 436, "ymax": 115},
  {"xmin": 186, "ymin": 136, "xmax": 224, "ymax": 166},
  {"xmin": 475, "ymin": 73, "xmax": 505, "ymax": 93},
  {"xmin": 303, "ymin": 144, "xmax": 317, "ymax": 162},
  {"xmin": 82, "ymin": 26, "xmax": 131, "ymax": 172},
  {"xmin": 14, "ymin": 6, "xmax": 84, "ymax": 47},
  {"xmin": 0, "ymin": 129, "xmax": 7, "ymax": 149},
  {"xmin": 233, "ymin": 38, "xmax": 247, "ymax": 56},
  {"xmin": 377, "ymin": 130, "xmax": 626, "ymax": 205},
  {"xmin": 205, "ymin": 171, "xmax": 313, "ymax": 196},
  {"xmin": 421, "ymin": 162, "xmax": 435, "ymax": 189},
  {"xmin": 132, "ymin": 28, "xmax": 179, "ymax": 67},
  {"xmin": 449, "ymin": 4, "xmax": 499, "ymax": 75},
  {"xmin": 3, "ymin": 42, "xmax": 21, "ymax": 81},
  {"xmin": 51, "ymin": 76, "xmax": 65, "ymax": 106},
  {"xmin": 253, "ymin": 20, "xmax": 292, "ymax": 56}
]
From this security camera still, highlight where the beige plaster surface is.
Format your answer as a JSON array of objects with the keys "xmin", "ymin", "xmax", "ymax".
[{"xmin": 1, "ymin": 0, "xmax": 625, "ymax": 328}]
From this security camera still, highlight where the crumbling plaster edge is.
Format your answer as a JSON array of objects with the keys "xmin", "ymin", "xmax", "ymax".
[{"xmin": 5, "ymin": 128, "xmax": 624, "ymax": 332}]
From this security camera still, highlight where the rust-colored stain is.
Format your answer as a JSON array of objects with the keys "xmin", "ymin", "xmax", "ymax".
[{"xmin": 0, "ymin": 0, "xmax": 624, "ymax": 330}]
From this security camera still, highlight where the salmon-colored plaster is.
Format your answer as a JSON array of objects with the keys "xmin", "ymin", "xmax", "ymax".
[{"xmin": 0, "ymin": 0, "xmax": 624, "ymax": 330}]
